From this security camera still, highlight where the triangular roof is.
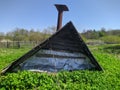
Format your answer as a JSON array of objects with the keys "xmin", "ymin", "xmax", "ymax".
[{"xmin": 2, "ymin": 21, "xmax": 102, "ymax": 74}]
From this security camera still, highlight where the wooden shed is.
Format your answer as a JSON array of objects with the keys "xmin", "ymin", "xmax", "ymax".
[{"xmin": 2, "ymin": 21, "xmax": 102, "ymax": 74}]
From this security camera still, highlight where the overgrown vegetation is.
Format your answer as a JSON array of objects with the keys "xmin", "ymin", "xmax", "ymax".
[{"xmin": 0, "ymin": 44, "xmax": 120, "ymax": 89}]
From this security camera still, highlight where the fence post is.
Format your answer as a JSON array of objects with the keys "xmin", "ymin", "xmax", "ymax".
[{"xmin": 17, "ymin": 41, "xmax": 20, "ymax": 48}]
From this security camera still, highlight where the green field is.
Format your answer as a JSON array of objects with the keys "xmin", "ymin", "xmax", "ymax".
[{"xmin": 0, "ymin": 44, "xmax": 120, "ymax": 90}]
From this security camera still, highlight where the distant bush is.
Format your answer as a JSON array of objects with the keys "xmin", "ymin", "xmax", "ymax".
[{"xmin": 101, "ymin": 35, "xmax": 120, "ymax": 44}]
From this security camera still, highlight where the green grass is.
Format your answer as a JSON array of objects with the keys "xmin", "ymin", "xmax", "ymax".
[
  {"xmin": 0, "ymin": 44, "xmax": 120, "ymax": 90},
  {"xmin": 0, "ymin": 48, "xmax": 30, "ymax": 71}
]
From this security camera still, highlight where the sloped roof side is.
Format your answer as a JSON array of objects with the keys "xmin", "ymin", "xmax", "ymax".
[
  {"xmin": 41, "ymin": 21, "xmax": 84, "ymax": 53},
  {"xmin": 1, "ymin": 21, "xmax": 102, "ymax": 74}
]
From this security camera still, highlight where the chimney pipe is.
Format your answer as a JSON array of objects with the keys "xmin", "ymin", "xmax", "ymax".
[{"xmin": 55, "ymin": 4, "xmax": 69, "ymax": 31}]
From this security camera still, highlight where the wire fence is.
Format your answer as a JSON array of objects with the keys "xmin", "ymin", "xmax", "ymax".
[{"xmin": 0, "ymin": 41, "xmax": 41, "ymax": 48}]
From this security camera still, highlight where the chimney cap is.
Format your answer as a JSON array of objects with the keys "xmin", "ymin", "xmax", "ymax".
[{"xmin": 55, "ymin": 4, "xmax": 69, "ymax": 12}]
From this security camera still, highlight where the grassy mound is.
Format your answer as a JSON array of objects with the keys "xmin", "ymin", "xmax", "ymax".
[{"xmin": 0, "ymin": 44, "xmax": 120, "ymax": 90}]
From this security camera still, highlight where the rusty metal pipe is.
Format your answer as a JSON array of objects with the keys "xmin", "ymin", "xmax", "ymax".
[
  {"xmin": 55, "ymin": 4, "xmax": 69, "ymax": 31},
  {"xmin": 57, "ymin": 11, "xmax": 63, "ymax": 31}
]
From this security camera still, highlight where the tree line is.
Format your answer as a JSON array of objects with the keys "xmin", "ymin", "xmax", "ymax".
[
  {"xmin": 0, "ymin": 26, "xmax": 56, "ymax": 42},
  {"xmin": 81, "ymin": 28, "xmax": 120, "ymax": 44},
  {"xmin": 0, "ymin": 27, "xmax": 120, "ymax": 44}
]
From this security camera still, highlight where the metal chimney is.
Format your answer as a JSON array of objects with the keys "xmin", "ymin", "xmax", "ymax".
[{"xmin": 55, "ymin": 4, "xmax": 69, "ymax": 31}]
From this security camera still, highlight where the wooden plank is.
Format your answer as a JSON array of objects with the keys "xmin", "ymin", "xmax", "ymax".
[{"xmin": 35, "ymin": 53, "xmax": 86, "ymax": 59}]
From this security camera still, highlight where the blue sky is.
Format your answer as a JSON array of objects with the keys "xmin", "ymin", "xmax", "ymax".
[{"xmin": 0, "ymin": 0, "xmax": 120, "ymax": 33}]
